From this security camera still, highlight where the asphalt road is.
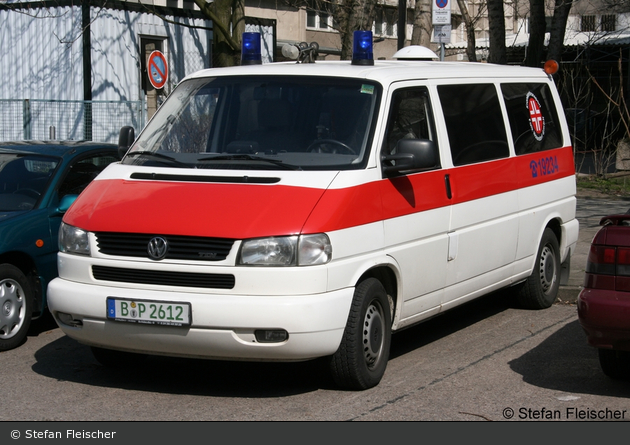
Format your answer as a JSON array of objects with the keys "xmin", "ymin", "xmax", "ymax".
[{"xmin": 2, "ymin": 195, "xmax": 630, "ymax": 424}]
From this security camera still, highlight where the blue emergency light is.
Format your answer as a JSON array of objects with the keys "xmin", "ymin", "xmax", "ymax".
[
  {"xmin": 352, "ymin": 30, "xmax": 374, "ymax": 66},
  {"xmin": 241, "ymin": 32, "xmax": 262, "ymax": 65}
]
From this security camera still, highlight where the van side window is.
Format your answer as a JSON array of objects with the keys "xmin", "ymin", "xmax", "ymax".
[
  {"xmin": 501, "ymin": 83, "xmax": 564, "ymax": 155},
  {"xmin": 383, "ymin": 87, "xmax": 437, "ymax": 157},
  {"xmin": 438, "ymin": 84, "xmax": 509, "ymax": 166}
]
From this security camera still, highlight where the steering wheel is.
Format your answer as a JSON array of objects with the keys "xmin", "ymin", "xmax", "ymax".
[
  {"xmin": 307, "ymin": 139, "xmax": 356, "ymax": 155},
  {"xmin": 13, "ymin": 188, "xmax": 41, "ymax": 200}
]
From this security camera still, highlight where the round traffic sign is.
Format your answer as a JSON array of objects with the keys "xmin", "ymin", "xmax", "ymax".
[{"xmin": 147, "ymin": 50, "xmax": 168, "ymax": 89}]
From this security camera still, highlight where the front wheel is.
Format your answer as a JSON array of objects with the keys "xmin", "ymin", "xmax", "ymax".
[
  {"xmin": 330, "ymin": 278, "xmax": 392, "ymax": 390},
  {"xmin": 0, "ymin": 264, "xmax": 33, "ymax": 351},
  {"xmin": 517, "ymin": 228, "xmax": 560, "ymax": 309}
]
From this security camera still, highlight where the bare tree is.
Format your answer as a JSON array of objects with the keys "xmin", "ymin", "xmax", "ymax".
[
  {"xmin": 410, "ymin": 0, "xmax": 432, "ymax": 46},
  {"xmin": 335, "ymin": 0, "xmax": 379, "ymax": 59},
  {"xmin": 487, "ymin": 0, "xmax": 506, "ymax": 64},
  {"xmin": 456, "ymin": 0, "xmax": 478, "ymax": 62},
  {"xmin": 193, "ymin": 0, "xmax": 244, "ymax": 67},
  {"xmin": 524, "ymin": 0, "xmax": 546, "ymax": 66},
  {"xmin": 546, "ymin": 0, "xmax": 573, "ymax": 62}
]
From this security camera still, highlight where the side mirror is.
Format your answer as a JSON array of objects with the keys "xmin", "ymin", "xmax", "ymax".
[
  {"xmin": 118, "ymin": 126, "xmax": 135, "ymax": 159},
  {"xmin": 55, "ymin": 194, "xmax": 78, "ymax": 215},
  {"xmin": 382, "ymin": 139, "xmax": 439, "ymax": 176}
]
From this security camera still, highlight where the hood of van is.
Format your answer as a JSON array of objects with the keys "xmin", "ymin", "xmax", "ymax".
[{"xmin": 63, "ymin": 172, "xmax": 340, "ymax": 239}]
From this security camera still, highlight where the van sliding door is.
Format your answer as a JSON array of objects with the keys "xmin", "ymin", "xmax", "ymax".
[{"xmin": 437, "ymin": 83, "xmax": 519, "ymax": 308}]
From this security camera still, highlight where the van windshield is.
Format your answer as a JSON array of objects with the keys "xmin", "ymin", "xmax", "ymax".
[{"xmin": 124, "ymin": 76, "xmax": 381, "ymax": 171}]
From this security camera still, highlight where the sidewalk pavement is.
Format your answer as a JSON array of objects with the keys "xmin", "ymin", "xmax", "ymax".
[{"xmin": 557, "ymin": 193, "xmax": 630, "ymax": 304}]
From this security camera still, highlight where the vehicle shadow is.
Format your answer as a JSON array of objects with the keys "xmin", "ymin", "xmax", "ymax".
[
  {"xmin": 31, "ymin": 334, "xmax": 334, "ymax": 397},
  {"xmin": 30, "ymin": 290, "xmax": 518, "ymax": 397},
  {"xmin": 389, "ymin": 288, "xmax": 518, "ymax": 360},
  {"xmin": 508, "ymin": 320, "xmax": 630, "ymax": 398}
]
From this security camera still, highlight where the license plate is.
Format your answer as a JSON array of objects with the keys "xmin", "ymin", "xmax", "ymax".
[{"xmin": 107, "ymin": 297, "xmax": 191, "ymax": 327}]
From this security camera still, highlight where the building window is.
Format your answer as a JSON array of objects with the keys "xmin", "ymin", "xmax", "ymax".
[
  {"xmin": 581, "ymin": 15, "xmax": 596, "ymax": 32},
  {"xmin": 601, "ymin": 14, "xmax": 616, "ymax": 32},
  {"xmin": 375, "ymin": 8, "xmax": 397, "ymax": 37},
  {"xmin": 306, "ymin": 10, "xmax": 333, "ymax": 30}
]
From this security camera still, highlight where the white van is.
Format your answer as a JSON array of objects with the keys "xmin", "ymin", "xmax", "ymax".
[{"xmin": 48, "ymin": 32, "xmax": 578, "ymax": 390}]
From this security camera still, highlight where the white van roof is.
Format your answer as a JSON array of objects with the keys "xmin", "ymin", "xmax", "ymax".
[{"xmin": 185, "ymin": 60, "xmax": 552, "ymax": 85}]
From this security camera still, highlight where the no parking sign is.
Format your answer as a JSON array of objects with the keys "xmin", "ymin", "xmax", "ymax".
[{"xmin": 147, "ymin": 50, "xmax": 168, "ymax": 89}]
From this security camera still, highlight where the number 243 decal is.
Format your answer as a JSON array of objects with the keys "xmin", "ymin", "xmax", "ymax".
[{"xmin": 530, "ymin": 156, "xmax": 559, "ymax": 178}]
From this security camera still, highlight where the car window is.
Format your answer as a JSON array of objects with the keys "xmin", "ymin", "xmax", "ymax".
[
  {"xmin": 124, "ymin": 76, "xmax": 382, "ymax": 171},
  {"xmin": 58, "ymin": 154, "xmax": 119, "ymax": 198},
  {"xmin": 0, "ymin": 154, "xmax": 58, "ymax": 211},
  {"xmin": 383, "ymin": 87, "xmax": 437, "ymax": 155},
  {"xmin": 438, "ymin": 84, "xmax": 509, "ymax": 166},
  {"xmin": 501, "ymin": 83, "xmax": 565, "ymax": 155}
]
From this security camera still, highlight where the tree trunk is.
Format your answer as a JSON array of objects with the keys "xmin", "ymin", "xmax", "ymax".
[
  {"xmin": 456, "ymin": 0, "xmax": 477, "ymax": 62},
  {"xmin": 487, "ymin": 0, "xmax": 506, "ymax": 64},
  {"xmin": 336, "ymin": 0, "xmax": 378, "ymax": 60},
  {"xmin": 524, "ymin": 0, "xmax": 546, "ymax": 67},
  {"xmin": 194, "ymin": 0, "xmax": 244, "ymax": 67},
  {"xmin": 547, "ymin": 0, "xmax": 573, "ymax": 62},
  {"xmin": 411, "ymin": 0, "xmax": 432, "ymax": 47}
]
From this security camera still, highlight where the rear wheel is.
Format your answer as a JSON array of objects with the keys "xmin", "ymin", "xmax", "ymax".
[
  {"xmin": 517, "ymin": 228, "xmax": 560, "ymax": 309},
  {"xmin": 330, "ymin": 278, "xmax": 392, "ymax": 390},
  {"xmin": 598, "ymin": 349, "xmax": 630, "ymax": 380},
  {"xmin": 0, "ymin": 264, "xmax": 33, "ymax": 351}
]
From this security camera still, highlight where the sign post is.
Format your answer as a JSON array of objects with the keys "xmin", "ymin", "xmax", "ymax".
[{"xmin": 431, "ymin": 0, "xmax": 451, "ymax": 60}]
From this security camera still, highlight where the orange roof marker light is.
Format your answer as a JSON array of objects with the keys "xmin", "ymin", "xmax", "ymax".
[{"xmin": 544, "ymin": 59, "xmax": 559, "ymax": 75}]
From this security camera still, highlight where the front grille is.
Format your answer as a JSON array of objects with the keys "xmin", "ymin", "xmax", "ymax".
[
  {"xmin": 92, "ymin": 265, "xmax": 235, "ymax": 289},
  {"xmin": 95, "ymin": 232, "xmax": 235, "ymax": 261}
]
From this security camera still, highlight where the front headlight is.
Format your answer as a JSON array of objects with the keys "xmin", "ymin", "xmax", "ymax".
[
  {"xmin": 238, "ymin": 234, "xmax": 332, "ymax": 266},
  {"xmin": 59, "ymin": 222, "xmax": 90, "ymax": 255}
]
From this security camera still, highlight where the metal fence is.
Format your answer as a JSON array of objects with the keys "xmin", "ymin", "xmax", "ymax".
[{"xmin": 0, "ymin": 99, "xmax": 145, "ymax": 144}]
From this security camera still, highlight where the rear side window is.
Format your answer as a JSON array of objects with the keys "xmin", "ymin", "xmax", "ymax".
[
  {"xmin": 501, "ymin": 83, "xmax": 564, "ymax": 155},
  {"xmin": 438, "ymin": 84, "xmax": 509, "ymax": 166}
]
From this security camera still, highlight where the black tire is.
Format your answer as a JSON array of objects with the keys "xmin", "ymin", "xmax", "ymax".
[
  {"xmin": 0, "ymin": 264, "xmax": 33, "ymax": 351},
  {"xmin": 330, "ymin": 278, "xmax": 392, "ymax": 390},
  {"xmin": 517, "ymin": 228, "xmax": 560, "ymax": 309},
  {"xmin": 598, "ymin": 349, "xmax": 630, "ymax": 380},
  {"xmin": 91, "ymin": 346, "xmax": 148, "ymax": 368}
]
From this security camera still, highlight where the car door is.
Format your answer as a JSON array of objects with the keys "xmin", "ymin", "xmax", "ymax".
[
  {"xmin": 436, "ymin": 82, "xmax": 519, "ymax": 308},
  {"xmin": 380, "ymin": 84, "xmax": 450, "ymax": 326}
]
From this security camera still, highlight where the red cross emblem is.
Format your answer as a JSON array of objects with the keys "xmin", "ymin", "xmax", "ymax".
[{"xmin": 528, "ymin": 95, "xmax": 544, "ymax": 137}]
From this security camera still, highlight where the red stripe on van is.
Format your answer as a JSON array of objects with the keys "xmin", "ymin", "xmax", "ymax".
[{"xmin": 65, "ymin": 145, "xmax": 575, "ymax": 238}]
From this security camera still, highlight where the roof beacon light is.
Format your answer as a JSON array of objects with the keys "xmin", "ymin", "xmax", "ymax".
[
  {"xmin": 544, "ymin": 59, "xmax": 559, "ymax": 75},
  {"xmin": 241, "ymin": 32, "xmax": 262, "ymax": 65},
  {"xmin": 352, "ymin": 30, "xmax": 374, "ymax": 66}
]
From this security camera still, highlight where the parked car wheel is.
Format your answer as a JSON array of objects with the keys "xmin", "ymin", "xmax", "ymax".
[
  {"xmin": 330, "ymin": 278, "xmax": 391, "ymax": 390},
  {"xmin": 0, "ymin": 264, "xmax": 33, "ymax": 351},
  {"xmin": 598, "ymin": 349, "xmax": 630, "ymax": 380},
  {"xmin": 518, "ymin": 228, "xmax": 560, "ymax": 309}
]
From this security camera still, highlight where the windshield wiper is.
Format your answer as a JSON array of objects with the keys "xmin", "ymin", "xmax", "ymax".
[
  {"xmin": 198, "ymin": 154, "xmax": 302, "ymax": 170},
  {"xmin": 124, "ymin": 151, "xmax": 190, "ymax": 167}
]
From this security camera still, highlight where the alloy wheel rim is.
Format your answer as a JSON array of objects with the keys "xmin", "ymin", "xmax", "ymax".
[{"xmin": 0, "ymin": 279, "xmax": 25, "ymax": 340}]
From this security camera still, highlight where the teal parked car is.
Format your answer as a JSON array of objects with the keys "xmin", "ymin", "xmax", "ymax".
[{"xmin": 0, "ymin": 141, "xmax": 119, "ymax": 350}]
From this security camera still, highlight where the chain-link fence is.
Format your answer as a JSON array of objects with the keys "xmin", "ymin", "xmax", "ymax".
[{"xmin": 0, "ymin": 99, "xmax": 145, "ymax": 144}]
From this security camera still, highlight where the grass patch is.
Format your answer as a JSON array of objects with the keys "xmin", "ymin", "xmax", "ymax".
[{"xmin": 577, "ymin": 173, "xmax": 630, "ymax": 197}]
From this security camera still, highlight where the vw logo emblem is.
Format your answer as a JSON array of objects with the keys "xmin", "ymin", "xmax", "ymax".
[{"xmin": 147, "ymin": 236, "xmax": 168, "ymax": 260}]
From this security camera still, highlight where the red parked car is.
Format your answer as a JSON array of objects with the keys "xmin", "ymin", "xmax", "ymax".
[{"xmin": 578, "ymin": 212, "xmax": 630, "ymax": 378}]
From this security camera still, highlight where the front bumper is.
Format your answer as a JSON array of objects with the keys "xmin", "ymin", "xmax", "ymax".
[{"xmin": 47, "ymin": 277, "xmax": 354, "ymax": 361}]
